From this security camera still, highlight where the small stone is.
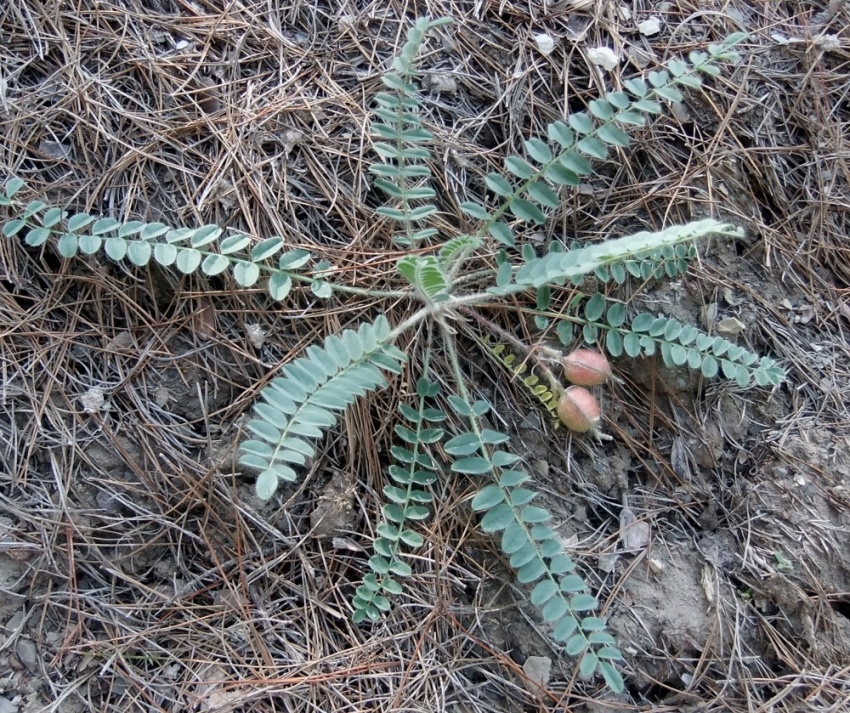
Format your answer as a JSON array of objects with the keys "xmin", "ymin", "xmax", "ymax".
[
  {"xmin": 79, "ymin": 387, "xmax": 105, "ymax": 414},
  {"xmin": 38, "ymin": 139, "xmax": 71, "ymax": 160},
  {"xmin": 337, "ymin": 15, "xmax": 357, "ymax": 30},
  {"xmin": 426, "ymin": 72, "xmax": 457, "ymax": 94},
  {"xmin": 638, "ymin": 17, "xmax": 662, "ymax": 36},
  {"xmin": 587, "ymin": 47, "xmax": 619, "ymax": 71},
  {"xmin": 106, "ymin": 331, "xmax": 134, "ymax": 350},
  {"xmin": 523, "ymin": 655, "xmax": 552, "ymax": 687},
  {"xmin": 531, "ymin": 459, "xmax": 549, "ymax": 478},
  {"xmin": 283, "ymin": 129, "xmax": 305, "ymax": 156},
  {"xmin": 817, "ymin": 34, "xmax": 840, "ymax": 51},
  {"xmin": 154, "ymin": 386, "xmax": 171, "ymax": 408},
  {"xmin": 534, "ymin": 34, "xmax": 556, "ymax": 56},
  {"xmin": 619, "ymin": 507, "xmax": 651, "ymax": 551},
  {"xmin": 245, "ymin": 323, "xmax": 267, "ymax": 349},
  {"xmin": 15, "ymin": 638, "xmax": 38, "ymax": 673},
  {"xmin": 597, "ymin": 553, "xmax": 619, "ymax": 573},
  {"xmin": 717, "ymin": 316, "xmax": 746, "ymax": 336}
]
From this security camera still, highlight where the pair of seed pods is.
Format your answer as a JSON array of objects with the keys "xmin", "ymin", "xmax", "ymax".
[{"xmin": 556, "ymin": 349, "xmax": 613, "ymax": 435}]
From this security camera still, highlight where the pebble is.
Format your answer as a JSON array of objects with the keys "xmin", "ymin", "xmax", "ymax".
[
  {"xmin": 523, "ymin": 655, "xmax": 552, "ymax": 687},
  {"xmin": 14, "ymin": 639, "xmax": 37, "ymax": 673}
]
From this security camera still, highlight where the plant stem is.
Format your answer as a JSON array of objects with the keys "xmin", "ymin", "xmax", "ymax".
[{"xmin": 457, "ymin": 307, "xmax": 562, "ymax": 393}]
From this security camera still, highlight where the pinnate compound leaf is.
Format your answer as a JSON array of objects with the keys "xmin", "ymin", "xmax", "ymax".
[{"xmin": 242, "ymin": 316, "xmax": 403, "ymax": 500}]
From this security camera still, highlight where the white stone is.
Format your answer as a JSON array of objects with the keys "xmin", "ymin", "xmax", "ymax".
[
  {"xmin": 534, "ymin": 33, "xmax": 556, "ymax": 56},
  {"xmin": 523, "ymin": 656, "xmax": 552, "ymax": 687},
  {"xmin": 79, "ymin": 387, "xmax": 105, "ymax": 414},
  {"xmin": 587, "ymin": 46, "xmax": 619, "ymax": 71},
  {"xmin": 638, "ymin": 17, "xmax": 662, "ymax": 36}
]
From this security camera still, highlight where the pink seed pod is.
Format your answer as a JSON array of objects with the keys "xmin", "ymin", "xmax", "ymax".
[
  {"xmin": 557, "ymin": 386, "xmax": 602, "ymax": 433},
  {"xmin": 561, "ymin": 349, "xmax": 614, "ymax": 386}
]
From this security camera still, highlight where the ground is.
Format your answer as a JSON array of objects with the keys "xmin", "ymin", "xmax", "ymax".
[{"xmin": 1, "ymin": 1, "xmax": 850, "ymax": 712}]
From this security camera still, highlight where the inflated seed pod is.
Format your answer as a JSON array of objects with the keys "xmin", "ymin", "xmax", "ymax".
[
  {"xmin": 561, "ymin": 349, "xmax": 613, "ymax": 386},
  {"xmin": 556, "ymin": 386, "xmax": 601, "ymax": 433}
]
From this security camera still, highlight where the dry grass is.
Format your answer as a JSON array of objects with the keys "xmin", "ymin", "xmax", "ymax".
[{"xmin": 1, "ymin": 0, "xmax": 850, "ymax": 711}]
